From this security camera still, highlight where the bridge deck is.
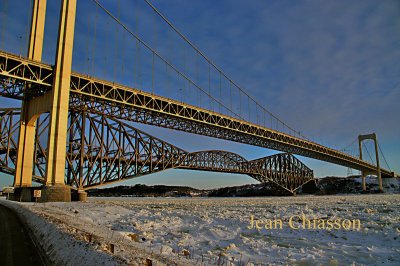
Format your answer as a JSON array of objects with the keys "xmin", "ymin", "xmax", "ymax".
[{"xmin": 0, "ymin": 51, "xmax": 395, "ymax": 178}]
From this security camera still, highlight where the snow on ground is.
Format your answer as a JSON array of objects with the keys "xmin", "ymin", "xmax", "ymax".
[
  {"xmin": 10, "ymin": 194, "xmax": 400, "ymax": 265},
  {"xmin": 0, "ymin": 199, "xmax": 118, "ymax": 265}
]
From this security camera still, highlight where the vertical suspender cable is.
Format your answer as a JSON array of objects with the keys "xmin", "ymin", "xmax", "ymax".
[
  {"xmin": 85, "ymin": 0, "xmax": 92, "ymax": 75},
  {"xmin": 138, "ymin": 43, "xmax": 141, "ymax": 90},
  {"xmin": 2, "ymin": 0, "xmax": 8, "ymax": 50},
  {"xmin": 256, "ymin": 104, "xmax": 258, "ymax": 125},
  {"xmin": 114, "ymin": 0, "xmax": 120, "ymax": 83},
  {"xmin": 104, "ymin": 16, "xmax": 109, "ymax": 79},
  {"xmin": 165, "ymin": 62, "xmax": 167, "ymax": 97},
  {"xmin": 229, "ymin": 81, "xmax": 232, "ymax": 112},
  {"xmin": 270, "ymin": 115, "xmax": 272, "ymax": 129},
  {"xmin": 196, "ymin": 52, "xmax": 199, "ymax": 106},
  {"xmin": 91, "ymin": 4, "xmax": 98, "ymax": 76},
  {"xmin": 122, "ymin": 30, "xmax": 125, "ymax": 80},
  {"xmin": 219, "ymin": 72, "xmax": 222, "ymax": 114},
  {"xmin": 135, "ymin": 0, "xmax": 139, "ymax": 88},
  {"xmin": 363, "ymin": 142, "xmax": 374, "ymax": 164},
  {"xmin": 209, "ymin": 63, "xmax": 211, "ymax": 110},
  {"xmin": 169, "ymin": 26, "xmax": 171, "ymax": 98},
  {"xmin": 135, "ymin": 39, "xmax": 137, "ymax": 87},
  {"xmin": 152, "ymin": 10, "xmax": 155, "ymax": 94},
  {"xmin": 25, "ymin": 0, "xmax": 32, "ymax": 57},
  {"xmin": 93, "ymin": 0, "xmax": 243, "ymax": 120},
  {"xmin": 248, "ymin": 96, "xmax": 250, "ymax": 121},
  {"xmin": 263, "ymin": 110, "xmax": 265, "ymax": 128},
  {"xmin": 183, "ymin": 42, "xmax": 186, "ymax": 102},
  {"xmin": 378, "ymin": 143, "xmax": 391, "ymax": 171},
  {"xmin": 239, "ymin": 87, "xmax": 241, "ymax": 117},
  {"xmin": 19, "ymin": 34, "xmax": 23, "ymax": 57},
  {"xmin": 178, "ymin": 72, "xmax": 180, "ymax": 100},
  {"xmin": 141, "ymin": 0, "xmax": 287, "ymax": 132}
]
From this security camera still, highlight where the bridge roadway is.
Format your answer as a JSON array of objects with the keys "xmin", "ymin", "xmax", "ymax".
[{"xmin": 0, "ymin": 51, "xmax": 395, "ymax": 178}]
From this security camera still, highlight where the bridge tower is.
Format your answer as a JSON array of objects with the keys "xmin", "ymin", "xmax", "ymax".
[
  {"xmin": 358, "ymin": 133, "xmax": 384, "ymax": 192},
  {"xmin": 13, "ymin": 0, "xmax": 77, "ymax": 201}
]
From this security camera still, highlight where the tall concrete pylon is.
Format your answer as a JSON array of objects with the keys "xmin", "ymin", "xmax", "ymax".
[
  {"xmin": 358, "ymin": 133, "xmax": 384, "ymax": 192},
  {"xmin": 13, "ymin": 0, "xmax": 77, "ymax": 202}
]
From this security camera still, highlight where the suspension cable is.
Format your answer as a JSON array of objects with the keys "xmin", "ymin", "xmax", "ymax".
[
  {"xmin": 378, "ymin": 143, "xmax": 392, "ymax": 171},
  {"xmin": 208, "ymin": 63, "xmax": 211, "ymax": 110},
  {"xmin": 142, "ymin": 0, "xmax": 311, "ymax": 141},
  {"xmin": 113, "ymin": 0, "xmax": 120, "ymax": 83},
  {"xmin": 92, "ymin": 0, "xmax": 257, "ymax": 124},
  {"xmin": 104, "ymin": 15, "xmax": 109, "ymax": 79},
  {"xmin": 85, "ymin": 0, "xmax": 92, "ymax": 75},
  {"xmin": 25, "ymin": 0, "xmax": 32, "ymax": 57},
  {"xmin": 362, "ymin": 142, "xmax": 374, "ymax": 165},
  {"xmin": 338, "ymin": 137, "xmax": 358, "ymax": 152},
  {"xmin": 91, "ymin": 4, "xmax": 98, "ymax": 76},
  {"xmin": 122, "ymin": 30, "xmax": 125, "ymax": 80},
  {"xmin": 152, "ymin": 10, "xmax": 155, "ymax": 94},
  {"xmin": 1, "ymin": 0, "xmax": 7, "ymax": 50}
]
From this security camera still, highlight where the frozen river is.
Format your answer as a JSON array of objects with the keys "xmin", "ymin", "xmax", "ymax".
[{"xmin": 24, "ymin": 194, "xmax": 400, "ymax": 265}]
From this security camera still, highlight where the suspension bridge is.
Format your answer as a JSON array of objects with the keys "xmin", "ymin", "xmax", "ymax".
[{"xmin": 0, "ymin": 0, "xmax": 396, "ymax": 201}]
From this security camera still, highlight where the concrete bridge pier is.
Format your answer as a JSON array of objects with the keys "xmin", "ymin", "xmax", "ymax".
[
  {"xmin": 78, "ymin": 190, "xmax": 88, "ymax": 201},
  {"xmin": 12, "ymin": 0, "xmax": 77, "ymax": 202},
  {"xmin": 70, "ymin": 190, "xmax": 87, "ymax": 202},
  {"xmin": 40, "ymin": 186, "xmax": 71, "ymax": 202}
]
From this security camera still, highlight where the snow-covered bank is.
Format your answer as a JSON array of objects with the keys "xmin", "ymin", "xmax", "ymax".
[
  {"xmin": 0, "ymin": 200, "xmax": 120, "ymax": 265},
  {"xmin": 1, "ymin": 199, "xmax": 192, "ymax": 265},
  {"xmin": 10, "ymin": 194, "xmax": 400, "ymax": 265}
]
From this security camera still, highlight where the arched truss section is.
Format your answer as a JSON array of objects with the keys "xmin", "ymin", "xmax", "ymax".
[
  {"xmin": 248, "ymin": 153, "xmax": 314, "ymax": 192},
  {"xmin": 181, "ymin": 150, "xmax": 249, "ymax": 173},
  {"xmin": 180, "ymin": 150, "xmax": 314, "ymax": 192},
  {"xmin": 0, "ymin": 108, "xmax": 313, "ymax": 192}
]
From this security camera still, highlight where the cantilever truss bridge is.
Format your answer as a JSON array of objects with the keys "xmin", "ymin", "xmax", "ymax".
[
  {"xmin": 0, "ymin": 51, "xmax": 394, "ymax": 177},
  {"xmin": 0, "ymin": 108, "xmax": 313, "ymax": 193},
  {"xmin": 0, "ymin": 0, "xmax": 396, "ymax": 199}
]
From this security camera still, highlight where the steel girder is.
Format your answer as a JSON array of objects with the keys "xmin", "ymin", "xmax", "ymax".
[
  {"xmin": 180, "ymin": 150, "xmax": 313, "ymax": 192},
  {"xmin": 0, "ymin": 51, "xmax": 53, "ymax": 100},
  {"xmin": 0, "ymin": 108, "xmax": 313, "ymax": 192},
  {"xmin": 0, "ymin": 108, "xmax": 20, "ymax": 175},
  {"xmin": 67, "ymin": 74, "xmax": 392, "ymax": 177},
  {"xmin": 247, "ymin": 153, "xmax": 314, "ymax": 192},
  {"xmin": 0, "ymin": 108, "xmax": 48, "ymax": 183},
  {"xmin": 0, "ymin": 51, "xmax": 393, "ymax": 178},
  {"xmin": 65, "ymin": 110, "xmax": 188, "ymax": 189}
]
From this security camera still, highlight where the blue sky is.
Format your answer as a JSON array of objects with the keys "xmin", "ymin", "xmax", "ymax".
[{"xmin": 0, "ymin": 0, "xmax": 399, "ymax": 189}]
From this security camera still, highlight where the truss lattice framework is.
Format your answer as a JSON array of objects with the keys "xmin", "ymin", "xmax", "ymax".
[
  {"xmin": 0, "ymin": 108, "xmax": 313, "ymax": 192},
  {"xmin": 0, "ymin": 51, "xmax": 393, "ymax": 177},
  {"xmin": 0, "ymin": 108, "xmax": 48, "ymax": 183},
  {"xmin": 0, "ymin": 108, "xmax": 20, "ymax": 175},
  {"xmin": 181, "ymin": 150, "xmax": 314, "ymax": 192},
  {"xmin": 0, "ymin": 52, "xmax": 53, "ymax": 100}
]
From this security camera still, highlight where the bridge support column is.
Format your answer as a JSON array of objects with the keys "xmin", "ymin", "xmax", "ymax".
[
  {"xmin": 358, "ymin": 133, "xmax": 384, "ymax": 193},
  {"xmin": 41, "ymin": 0, "xmax": 76, "ymax": 202},
  {"xmin": 78, "ymin": 190, "xmax": 87, "ymax": 201},
  {"xmin": 40, "ymin": 185, "xmax": 71, "ymax": 202},
  {"xmin": 361, "ymin": 172, "xmax": 366, "ymax": 191},
  {"xmin": 13, "ymin": 0, "xmax": 47, "ymax": 189},
  {"xmin": 14, "ymin": 121, "xmax": 36, "ymax": 187}
]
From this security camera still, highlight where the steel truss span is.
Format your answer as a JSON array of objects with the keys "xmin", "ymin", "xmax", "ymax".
[
  {"xmin": 0, "ymin": 108, "xmax": 313, "ymax": 193},
  {"xmin": 0, "ymin": 51, "xmax": 394, "ymax": 178}
]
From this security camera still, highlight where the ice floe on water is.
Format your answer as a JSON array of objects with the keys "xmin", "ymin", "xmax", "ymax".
[{"xmin": 19, "ymin": 194, "xmax": 400, "ymax": 265}]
